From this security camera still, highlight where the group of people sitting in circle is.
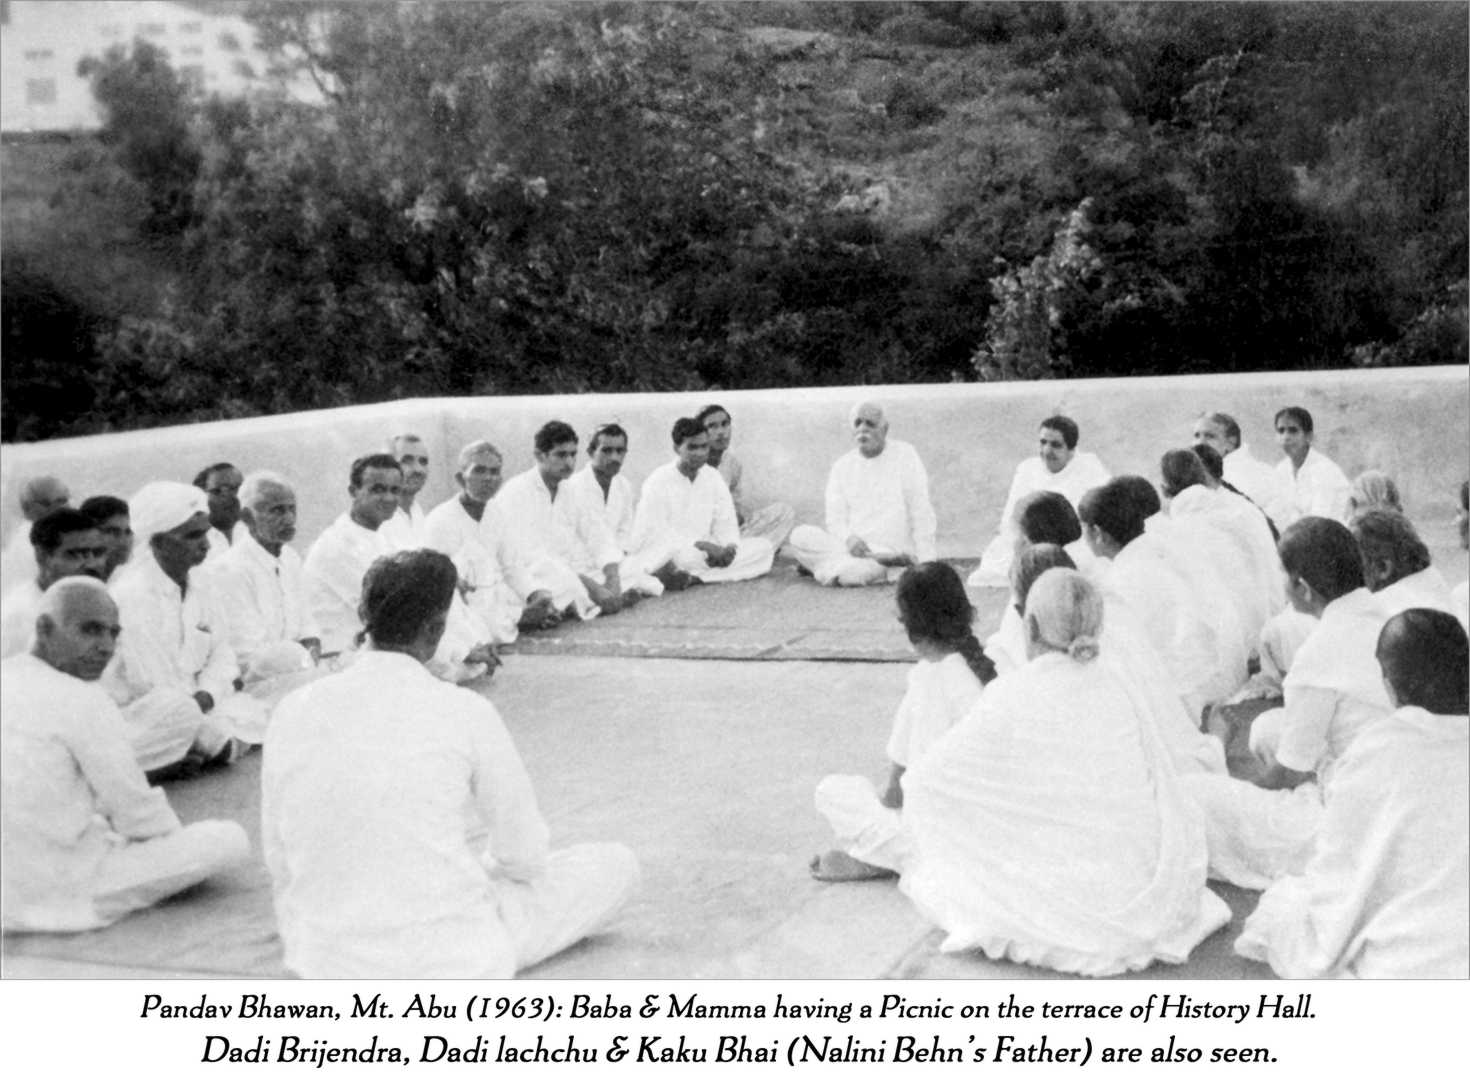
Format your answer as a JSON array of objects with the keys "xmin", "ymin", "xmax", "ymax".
[{"xmin": 2, "ymin": 397, "xmax": 1466, "ymax": 980}]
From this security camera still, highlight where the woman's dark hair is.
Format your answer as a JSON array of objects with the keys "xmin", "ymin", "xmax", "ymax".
[
  {"xmin": 358, "ymin": 550, "xmax": 459, "ymax": 649},
  {"xmin": 896, "ymin": 561, "xmax": 996, "ymax": 684},
  {"xmin": 1160, "ymin": 449, "xmax": 1210, "ymax": 498},
  {"xmin": 1376, "ymin": 609, "xmax": 1469, "ymax": 715},
  {"xmin": 1010, "ymin": 543, "xmax": 1077, "ymax": 616},
  {"xmin": 1015, "ymin": 490, "xmax": 1081, "ymax": 547}
]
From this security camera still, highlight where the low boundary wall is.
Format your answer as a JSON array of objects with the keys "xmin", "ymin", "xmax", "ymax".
[{"xmin": 2, "ymin": 366, "xmax": 1466, "ymax": 557}]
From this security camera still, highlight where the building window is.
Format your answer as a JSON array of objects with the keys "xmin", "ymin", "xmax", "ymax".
[
  {"xmin": 26, "ymin": 78, "xmax": 57, "ymax": 105},
  {"xmin": 24, "ymin": 49, "xmax": 55, "ymax": 61}
]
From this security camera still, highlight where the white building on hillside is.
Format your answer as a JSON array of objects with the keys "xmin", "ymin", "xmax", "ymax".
[{"xmin": 1, "ymin": 0, "xmax": 311, "ymax": 134}]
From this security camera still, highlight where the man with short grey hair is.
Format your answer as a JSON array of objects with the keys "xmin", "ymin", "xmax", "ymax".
[
  {"xmin": 2, "ymin": 576, "xmax": 250, "ymax": 932},
  {"xmin": 380, "ymin": 433, "xmax": 431, "ymax": 549},
  {"xmin": 1, "ymin": 475, "xmax": 72, "ymax": 594},
  {"xmin": 786, "ymin": 402, "xmax": 936, "ymax": 586},
  {"xmin": 1193, "ymin": 411, "xmax": 1291, "ymax": 526}
]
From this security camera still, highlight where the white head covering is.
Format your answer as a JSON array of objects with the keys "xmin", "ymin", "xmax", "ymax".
[{"xmin": 128, "ymin": 481, "xmax": 208, "ymax": 545}]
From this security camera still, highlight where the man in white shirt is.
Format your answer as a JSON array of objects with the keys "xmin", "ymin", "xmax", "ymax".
[
  {"xmin": 560, "ymin": 424, "xmax": 670, "ymax": 597},
  {"xmin": 788, "ymin": 402, "xmax": 936, "ymax": 586},
  {"xmin": 194, "ymin": 462, "xmax": 245, "ymax": 562},
  {"xmin": 422, "ymin": 440, "xmax": 558, "ymax": 640},
  {"xmin": 2, "ymin": 577, "xmax": 249, "ymax": 933},
  {"xmin": 1273, "ymin": 406, "xmax": 1351, "ymax": 526},
  {"xmin": 633, "ymin": 417, "xmax": 775, "ymax": 583},
  {"xmin": 304, "ymin": 454, "xmax": 496, "ymax": 676},
  {"xmin": 263, "ymin": 549, "xmax": 638, "ymax": 978},
  {"xmin": 696, "ymin": 403, "xmax": 796, "ymax": 549},
  {"xmin": 1, "ymin": 508, "xmax": 109, "ymax": 659},
  {"xmin": 79, "ymin": 494, "xmax": 134, "ymax": 580},
  {"xmin": 103, "ymin": 482, "xmax": 268, "ymax": 775},
  {"xmin": 0, "ymin": 475, "xmax": 71, "ymax": 594},
  {"xmin": 379, "ymin": 433, "xmax": 430, "ymax": 549},
  {"xmin": 495, "ymin": 421, "xmax": 626, "ymax": 617},
  {"xmin": 210, "ymin": 471, "xmax": 322, "ymax": 698},
  {"xmin": 1193, "ymin": 411, "xmax": 1291, "ymax": 528},
  {"xmin": 1351, "ymin": 509, "xmax": 1455, "ymax": 617},
  {"xmin": 969, "ymin": 415, "xmax": 1110, "ymax": 586},
  {"xmin": 1235, "ymin": 609, "xmax": 1469, "ymax": 978}
]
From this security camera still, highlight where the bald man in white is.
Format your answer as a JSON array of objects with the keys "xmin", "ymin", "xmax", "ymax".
[
  {"xmin": 786, "ymin": 402, "xmax": 936, "ymax": 586},
  {"xmin": 3, "ymin": 578, "xmax": 248, "ymax": 931}
]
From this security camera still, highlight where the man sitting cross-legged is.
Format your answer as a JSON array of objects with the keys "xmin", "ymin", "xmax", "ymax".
[
  {"xmin": 560, "ymin": 423, "xmax": 673, "ymax": 599},
  {"xmin": 1, "ymin": 507, "xmax": 109, "ymax": 659},
  {"xmin": 496, "ymin": 421, "xmax": 638, "ymax": 617},
  {"xmin": 1234, "ymin": 609, "xmax": 1469, "ymax": 978},
  {"xmin": 209, "ymin": 471, "xmax": 323, "ymax": 703},
  {"xmin": 632, "ymin": 417, "xmax": 775, "ymax": 585},
  {"xmin": 2, "ymin": 577, "xmax": 249, "ymax": 933},
  {"xmin": 696, "ymin": 403, "xmax": 796, "ymax": 549},
  {"xmin": 304, "ymin": 454, "xmax": 496, "ymax": 681},
  {"xmin": 786, "ymin": 401, "xmax": 935, "ymax": 587},
  {"xmin": 422, "ymin": 440, "xmax": 558, "ymax": 641},
  {"xmin": 103, "ymin": 482, "xmax": 269, "ymax": 775},
  {"xmin": 263, "ymin": 550, "xmax": 639, "ymax": 978}
]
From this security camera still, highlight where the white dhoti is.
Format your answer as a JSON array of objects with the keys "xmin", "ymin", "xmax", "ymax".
[
  {"xmin": 525, "ymin": 556, "xmax": 599, "ymax": 619},
  {"xmin": 814, "ymin": 775, "xmax": 911, "ymax": 873},
  {"xmin": 90, "ymin": 820, "xmax": 251, "ymax": 927},
  {"xmin": 495, "ymin": 842, "xmax": 641, "ymax": 973},
  {"xmin": 1179, "ymin": 772, "xmax": 1323, "ymax": 890},
  {"xmin": 121, "ymin": 690, "xmax": 240, "ymax": 772},
  {"xmin": 784, "ymin": 525, "xmax": 895, "ymax": 586},
  {"xmin": 742, "ymin": 502, "xmax": 796, "ymax": 549},
  {"xmin": 671, "ymin": 536, "xmax": 775, "ymax": 584},
  {"xmin": 240, "ymin": 642, "xmax": 322, "ymax": 713}
]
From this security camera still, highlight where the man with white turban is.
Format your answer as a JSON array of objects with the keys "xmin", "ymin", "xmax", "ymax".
[
  {"xmin": 3, "ymin": 577, "xmax": 249, "ymax": 931},
  {"xmin": 102, "ymin": 481, "xmax": 268, "ymax": 774}
]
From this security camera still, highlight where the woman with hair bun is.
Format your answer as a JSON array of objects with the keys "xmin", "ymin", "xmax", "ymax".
[
  {"xmin": 810, "ymin": 562, "xmax": 996, "ymax": 882},
  {"xmin": 899, "ymin": 568, "xmax": 1230, "ymax": 976}
]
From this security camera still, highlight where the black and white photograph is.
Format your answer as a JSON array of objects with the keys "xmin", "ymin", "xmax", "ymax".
[{"xmin": 1, "ymin": 1, "xmax": 1466, "ymax": 1059}]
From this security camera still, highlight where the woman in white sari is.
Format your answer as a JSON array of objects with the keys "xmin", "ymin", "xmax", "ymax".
[{"xmin": 901, "ymin": 569, "xmax": 1230, "ymax": 976}]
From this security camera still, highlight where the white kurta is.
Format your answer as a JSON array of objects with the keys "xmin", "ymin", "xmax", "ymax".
[
  {"xmin": 494, "ymin": 471, "xmax": 607, "ymax": 617},
  {"xmin": 1184, "ymin": 588, "xmax": 1393, "ymax": 889},
  {"xmin": 633, "ymin": 462, "xmax": 774, "ymax": 583},
  {"xmin": 715, "ymin": 450, "xmax": 796, "ymax": 548},
  {"xmin": 262, "ymin": 650, "xmax": 638, "ymax": 978},
  {"xmin": 1274, "ymin": 447, "xmax": 1351, "ymax": 526},
  {"xmin": 901, "ymin": 651, "xmax": 1230, "ymax": 976},
  {"xmin": 0, "ymin": 578, "xmax": 42, "ymax": 659},
  {"xmin": 1235, "ymin": 706, "xmax": 1469, "ymax": 978},
  {"xmin": 1223, "ymin": 443, "xmax": 1292, "ymax": 527},
  {"xmin": 560, "ymin": 467, "xmax": 668, "ymax": 595},
  {"xmin": 1372, "ymin": 565, "xmax": 1455, "ymax": 619},
  {"xmin": 104, "ymin": 559, "xmax": 268, "ymax": 768},
  {"xmin": 1454, "ymin": 580, "xmax": 1469, "ymax": 631},
  {"xmin": 0, "ymin": 525, "xmax": 36, "ymax": 596},
  {"xmin": 1, "ymin": 653, "xmax": 249, "ymax": 932},
  {"xmin": 302, "ymin": 513, "xmax": 393, "ymax": 655},
  {"xmin": 377, "ymin": 502, "xmax": 427, "ymax": 551},
  {"xmin": 422, "ymin": 496, "xmax": 531, "ymax": 643},
  {"xmin": 204, "ymin": 521, "xmax": 246, "ymax": 564},
  {"xmin": 209, "ymin": 531, "xmax": 320, "ymax": 676},
  {"xmin": 815, "ymin": 652, "xmax": 985, "ymax": 872},
  {"xmin": 970, "ymin": 452, "xmax": 1111, "ymax": 587}
]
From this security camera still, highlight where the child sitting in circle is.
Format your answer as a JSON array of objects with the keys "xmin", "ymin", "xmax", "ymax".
[{"xmin": 810, "ymin": 561, "xmax": 996, "ymax": 882}]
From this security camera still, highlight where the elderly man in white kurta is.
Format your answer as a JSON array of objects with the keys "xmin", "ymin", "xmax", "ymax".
[
  {"xmin": 1182, "ymin": 519, "xmax": 1393, "ymax": 889},
  {"xmin": 632, "ymin": 417, "xmax": 775, "ymax": 583},
  {"xmin": 103, "ymin": 482, "xmax": 268, "ymax": 773},
  {"xmin": 495, "ymin": 421, "xmax": 630, "ymax": 617},
  {"xmin": 1, "ymin": 508, "xmax": 109, "ymax": 659},
  {"xmin": 2, "ymin": 578, "xmax": 249, "ymax": 932},
  {"xmin": 1351, "ymin": 509, "xmax": 1456, "ymax": 618},
  {"xmin": 0, "ymin": 475, "xmax": 71, "ymax": 595},
  {"xmin": 786, "ymin": 402, "xmax": 936, "ymax": 587},
  {"xmin": 560, "ymin": 424, "xmax": 668, "ymax": 597},
  {"xmin": 263, "ymin": 550, "xmax": 638, "ymax": 978},
  {"xmin": 304, "ymin": 454, "xmax": 494, "ymax": 679},
  {"xmin": 423, "ymin": 440, "xmax": 554, "ymax": 642},
  {"xmin": 209, "ymin": 471, "xmax": 321, "ymax": 702},
  {"xmin": 1272, "ymin": 406, "xmax": 1351, "ymax": 526},
  {"xmin": 1234, "ymin": 610, "xmax": 1469, "ymax": 978},
  {"xmin": 969, "ymin": 415, "xmax": 1110, "ymax": 587}
]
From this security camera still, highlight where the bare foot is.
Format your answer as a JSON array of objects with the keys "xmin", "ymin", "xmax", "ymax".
[{"xmin": 809, "ymin": 850, "xmax": 897, "ymax": 883}]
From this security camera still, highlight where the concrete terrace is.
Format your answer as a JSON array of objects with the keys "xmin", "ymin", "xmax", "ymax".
[{"xmin": 2, "ymin": 367, "xmax": 1466, "ymax": 979}]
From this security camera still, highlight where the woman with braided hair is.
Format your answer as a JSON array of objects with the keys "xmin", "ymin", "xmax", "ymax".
[
  {"xmin": 900, "ymin": 569, "xmax": 1230, "ymax": 975},
  {"xmin": 810, "ymin": 561, "xmax": 996, "ymax": 882}
]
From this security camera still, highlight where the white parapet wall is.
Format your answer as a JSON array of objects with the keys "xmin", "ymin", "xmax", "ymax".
[{"xmin": 2, "ymin": 366, "xmax": 1466, "ymax": 557}]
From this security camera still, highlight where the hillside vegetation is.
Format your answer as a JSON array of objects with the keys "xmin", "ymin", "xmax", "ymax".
[{"xmin": 3, "ymin": 1, "xmax": 1465, "ymax": 440}]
